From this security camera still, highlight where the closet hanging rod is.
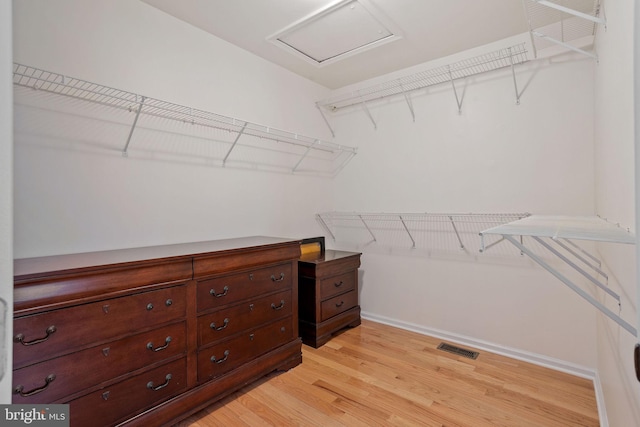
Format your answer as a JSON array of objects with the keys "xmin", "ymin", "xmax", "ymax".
[{"xmin": 12, "ymin": 63, "xmax": 356, "ymax": 156}]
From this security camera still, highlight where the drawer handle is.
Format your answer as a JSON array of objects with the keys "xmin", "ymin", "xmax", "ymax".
[
  {"xmin": 210, "ymin": 350, "xmax": 230, "ymax": 364},
  {"xmin": 210, "ymin": 318, "xmax": 229, "ymax": 331},
  {"xmin": 271, "ymin": 300, "xmax": 285, "ymax": 310},
  {"xmin": 270, "ymin": 273, "xmax": 285, "ymax": 282},
  {"xmin": 147, "ymin": 374, "xmax": 172, "ymax": 391},
  {"xmin": 14, "ymin": 374, "xmax": 56, "ymax": 397},
  {"xmin": 210, "ymin": 286, "xmax": 229, "ymax": 298},
  {"xmin": 165, "ymin": 299, "xmax": 173, "ymax": 307},
  {"xmin": 146, "ymin": 303, "xmax": 154, "ymax": 311},
  {"xmin": 335, "ymin": 301, "xmax": 345, "ymax": 308},
  {"xmin": 14, "ymin": 325, "xmax": 57, "ymax": 346},
  {"xmin": 147, "ymin": 336, "xmax": 172, "ymax": 352},
  {"xmin": 334, "ymin": 281, "xmax": 344, "ymax": 287}
]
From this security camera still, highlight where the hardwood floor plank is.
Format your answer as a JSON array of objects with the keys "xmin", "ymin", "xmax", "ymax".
[{"xmin": 174, "ymin": 320, "xmax": 599, "ymax": 426}]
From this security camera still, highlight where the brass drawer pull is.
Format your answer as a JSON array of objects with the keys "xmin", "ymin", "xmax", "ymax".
[
  {"xmin": 270, "ymin": 273, "xmax": 285, "ymax": 282},
  {"xmin": 210, "ymin": 318, "xmax": 229, "ymax": 331},
  {"xmin": 14, "ymin": 325, "xmax": 57, "ymax": 346},
  {"xmin": 271, "ymin": 300, "xmax": 285, "ymax": 310},
  {"xmin": 14, "ymin": 374, "xmax": 56, "ymax": 397},
  {"xmin": 147, "ymin": 374, "xmax": 172, "ymax": 391},
  {"xmin": 335, "ymin": 301, "xmax": 345, "ymax": 308},
  {"xmin": 147, "ymin": 336, "xmax": 172, "ymax": 352},
  {"xmin": 210, "ymin": 286, "xmax": 229, "ymax": 298},
  {"xmin": 210, "ymin": 350, "xmax": 230, "ymax": 364},
  {"xmin": 334, "ymin": 281, "xmax": 344, "ymax": 287}
]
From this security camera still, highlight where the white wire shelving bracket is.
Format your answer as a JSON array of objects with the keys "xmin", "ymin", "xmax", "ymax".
[
  {"xmin": 316, "ymin": 211, "xmax": 531, "ymax": 255},
  {"xmin": 315, "ymin": 44, "xmax": 529, "ymax": 127},
  {"xmin": 12, "ymin": 63, "xmax": 357, "ymax": 177},
  {"xmin": 480, "ymin": 215, "xmax": 637, "ymax": 337},
  {"xmin": 523, "ymin": 0, "xmax": 605, "ymax": 61}
]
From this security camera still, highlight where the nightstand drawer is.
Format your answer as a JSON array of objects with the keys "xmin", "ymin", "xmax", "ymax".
[
  {"xmin": 320, "ymin": 271, "xmax": 356, "ymax": 300},
  {"xmin": 321, "ymin": 289, "xmax": 358, "ymax": 321}
]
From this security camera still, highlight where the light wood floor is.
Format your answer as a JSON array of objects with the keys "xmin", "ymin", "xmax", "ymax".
[{"xmin": 174, "ymin": 320, "xmax": 599, "ymax": 426}]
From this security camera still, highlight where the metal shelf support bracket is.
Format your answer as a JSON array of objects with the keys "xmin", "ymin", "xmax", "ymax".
[
  {"xmin": 534, "ymin": 236, "xmax": 619, "ymax": 302},
  {"xmin": 552, "ymin": 238, "xmax": 607, "ymax": 280},
  {"xmin": 222, "ymin": 123, "xmax": 247, "ymax": 166},
  {"xmin": 532, "ymin": 31, "xmax": 599, "ymax": 61},
  {"xmin": 292, "ymin": 140, "xmax": 319, "ymax": 173},
  {"xmin": 359, "ymin": 215, "xmax": 377, "ymax": 242},
  {"xmin": 562, "ymin": 238, "xmax": 602, "ymax": 267},
  {"xmin": 361, "ymin": 101, "xmax": 377, "ymax": 129},
  {"xmin": 478, "ymin": 235, "xmax": 506, "ymax": 253},
  {"xmin": 508, "ymin": 47, "xmax": 521, "ymax": 105},
  {"xmin": 316, "ymin": 104, "xmax": 335, "ymax": 138},
  {"xmin": 316, "ymin": 214, "xmax": 336, "ymax": 241},
  {"xmin": 399, "ymin": 215, "xmax": 416, "ymax": 248},
  {"xmin": 399, "ymin": 82, "xmax": 416, "ymax": 122},
  {"xmin": 503, "ymin": 234, "xmax": 636, "ymax": 337},
  {"xmin": 122, "ymin": 96, "xmax": 146, "ymax": 156},
  {"xmin": 449, "ymin": 216, "xmax": 465, "ymax": 249},
  {"xmin": 447, "ymin": 66, "xmax": 463, "ymax": 114}
]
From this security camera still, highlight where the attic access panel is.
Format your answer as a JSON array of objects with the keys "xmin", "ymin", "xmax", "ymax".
[{"xmin": 268, "ymin": 0, "xmax": 402, "ymax": 67}]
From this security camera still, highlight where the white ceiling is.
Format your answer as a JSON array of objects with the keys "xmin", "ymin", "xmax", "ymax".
[{"xmin": 141, "ymin": 0, "xmax": 532, "ymax": 90}]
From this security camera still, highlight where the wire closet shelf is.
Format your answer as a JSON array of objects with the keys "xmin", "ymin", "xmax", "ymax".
[
  {"xmin": 319, "ymin": 211, "xmax": 637, "ymax": 337},
  {"xmin": 316, "ymin": 44, "xmax": 529, "ymax": 112},
  {"xmin": 480, "ymin": 214, "xmax": 636, "ymax": 336},
  {"xmin": 13, "ymin": 63, "xmax": 357, "ymax": 177},
  {"xmin": 523, "ymin": 0, "xmax": 604, "ymax": 60},
  {"xmin": 316, "ymin": 211, "xmax": 531, "ymax": 255}
]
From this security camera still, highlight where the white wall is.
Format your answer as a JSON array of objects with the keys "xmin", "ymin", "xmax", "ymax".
[
  {"xmin": 594, "ymin": 1, "xmax": 640, "ymax": 425},
  {"xmin": 0, "ymin": 0, "xmax": 13, "ymax": 403},
  {"xmin": 12, "ymin": 0, "xmax": 334, "ymax": 258},
  {"xmin": 328, "ymin": 51, "xmax": 599, "ymax": 368}
]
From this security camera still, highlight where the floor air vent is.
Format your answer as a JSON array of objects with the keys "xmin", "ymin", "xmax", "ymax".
[{"xmin": 437, "ymin": 343, "xmax": 479, "ymax": 360}]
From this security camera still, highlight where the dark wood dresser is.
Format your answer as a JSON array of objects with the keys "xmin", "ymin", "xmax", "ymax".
[
  {"xmin": 298, "ymin": 249, "xmax": 361, "ymax": 348},
  {"xmin": 12, "ymin": 237, "xmax": 302, "ymax": 426}
]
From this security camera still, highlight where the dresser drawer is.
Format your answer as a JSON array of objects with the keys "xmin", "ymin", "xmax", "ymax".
[
  {"xmin": 13, "ymin": 322, "xmax": 186, "ymax": 404},
  {"xmin": 14, "ymin": 285, "xmax": 187, "ymax": 369},
  {"xmin": 197, "ymin": 263, "xmax": 292, "ymax": 313},
  {"xmin": 197, "ymin": 317, "xmax": 293, "ymax": 382},
  {"xmin": 198, "ymin": 290, "xmax": 291, "ymax": 347},
  {"xmin": 68, "ymin": 357, "xmax": 187, "ymax": 427},
  {"xmin": 320, "ymin": 271, "xmax": 356, "ymax": 300},
  {"xmin": 321, "ymin": 289, "xmax": 359, "ymax": 322}
]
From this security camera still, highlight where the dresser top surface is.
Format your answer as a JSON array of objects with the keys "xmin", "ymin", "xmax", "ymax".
[
  {"xmin": 15, "ymin": 236, "xmax": 300, "ymax": 279},
  {"xmin": 299, "ymin": 249, "xmax": 361, "ymax": 265}
]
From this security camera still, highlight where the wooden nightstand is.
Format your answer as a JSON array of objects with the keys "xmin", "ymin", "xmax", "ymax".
[{"xmin": 298, "ymin": 249, "xmax": 362, "ymax": 348}]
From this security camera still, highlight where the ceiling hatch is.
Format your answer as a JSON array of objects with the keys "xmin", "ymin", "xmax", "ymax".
[{"xmin": 268, "ymin": 0, "xmax": 402, "ymax": 67}]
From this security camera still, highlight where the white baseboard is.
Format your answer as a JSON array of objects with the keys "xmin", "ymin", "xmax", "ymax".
[{"xmin": 361, "ymin": 311, "xmax": 608, "ymax": 427}]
